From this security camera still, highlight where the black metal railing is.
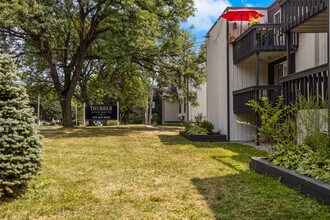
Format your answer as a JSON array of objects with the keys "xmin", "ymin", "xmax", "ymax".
[
  {"xmin": 233, "ymin": 85, "xmax": 282, "ymax": 114},
  {"xmin": 279, "ymin": 64, "xmax": 328, "ymax": 105},
  {"xmin": 233, "ymin": 24, "xmax": 288, "ymax": 64},
  {"xmin": 280, "ymin": 0, "xmax": 327, "ymax": 32}
]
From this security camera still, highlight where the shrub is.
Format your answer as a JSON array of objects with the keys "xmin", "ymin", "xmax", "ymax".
[
  {"xmin": 151, "ymin": 113, "xmax": 162, "ymax": 125},
  {"xmin": 123, "ymin": 113, "xmax": 144, "ymax": 124},
  {"xmin": 296, "ymin": 155, "xmax": 330, "ymax": 184},
  {"xmin": 244, "ymin": 96, "xmax": 296, "ymax": 145},
  {"xmin": 269, "ymin": 144, "xmax": 312, "ymax": 170},
  {"xmin": 194, "ymin": 113, "xmax": 205, "ymax": 124},
  {"xmin": 199, "ymin": 120, "xmax": 214, "ymax": 133},
  {"xmin": 304, "ymin": 132, "xmax": 328, "ymax": 153},
  {"xmin": 187, "ymin": 126, "xmax": 208, "ymax": 135},
  {"xmin": 0, "ymin": 54, "xmax": 42, "ymax": 198},
  {"xmin": 183, "ymin": 120, "xmax": 193, "ymax": 132}
]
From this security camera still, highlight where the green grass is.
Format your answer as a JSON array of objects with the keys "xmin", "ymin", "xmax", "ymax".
[{"xmin": 0, "ymin": 125, "xmax": 329, "ymax": 219}]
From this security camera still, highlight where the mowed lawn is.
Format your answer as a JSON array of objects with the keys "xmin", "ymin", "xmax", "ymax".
[{"xmin": 1, "ymin": 126, "xmax": 329, "ymax": 219}]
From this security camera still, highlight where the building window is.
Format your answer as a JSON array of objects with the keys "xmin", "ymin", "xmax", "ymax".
[
  {"xmin": 274, "ymin": 11, "xmax": 281, "ymax": 23},
  {"xmin": 274, "ymin": 61, "xmax": 288, "ymax": 82},
  {"xmin": 179, "ymin": 102, "xmax": 182, "ymax": 114}
]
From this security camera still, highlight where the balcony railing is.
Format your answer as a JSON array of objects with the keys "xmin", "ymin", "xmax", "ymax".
[
  {"xmin": 233, "ymin": 24, "xmax": 288, "ymax": 64},
  {"xmin": 280, "ymin": 0, "xmax": 328, "ymax": 32},
  {"xmin": 279, "ymin": 64, "xmax": 328, "ymax": 106},
  {"xmin": 233, "ymin": 85, "xmax": 282, "ymax": 114}
]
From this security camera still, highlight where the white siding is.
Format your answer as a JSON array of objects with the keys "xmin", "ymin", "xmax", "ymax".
[
  {"xmin": 206, "ymin": 18, "xmax": 228, "ymax": 135},
  {"xmin": 189, "ymin": 82, "xmax": 207, "ymax": 121},
  {"xmin": 162, "ymin": 101, "xmax": 179, "ymax": 122},
  {"xmin": 295, "ymin": 33, "xmax": 328, "ymax": 72}
]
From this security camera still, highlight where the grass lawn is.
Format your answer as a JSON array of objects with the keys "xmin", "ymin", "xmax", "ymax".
[{"xmin": 1, "ymin": 125, "xmax": 329, "ymax": 219}]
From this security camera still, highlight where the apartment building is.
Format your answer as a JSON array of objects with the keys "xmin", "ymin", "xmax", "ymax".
[
  {"xmin": 206, "ymin": 0, "xmax": 328, "ymax": 141},
  {"xmin": 162, "ymin": 82, "xmax": 207, "ymax": 123}
]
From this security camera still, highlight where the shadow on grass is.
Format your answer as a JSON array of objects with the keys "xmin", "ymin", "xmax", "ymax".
[
  {"xmin": 159, "ymin": 133, "xmax": 330, "ymax": 218},
  {"xmin": 41, "ymin": 125, "xmax": 182, "ymax": 139},
  {"xmin": 192, "ymin": 169, "xmax": 330, "ymax": 219},
  {"xmin": 158, "ymin": 134, "xmax": 266, "ymax": 160}
]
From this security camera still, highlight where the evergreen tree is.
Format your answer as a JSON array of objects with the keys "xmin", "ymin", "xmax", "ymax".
[{"xmin": 0, "ymin": 54, "xmax": 42, "ymax": 198}]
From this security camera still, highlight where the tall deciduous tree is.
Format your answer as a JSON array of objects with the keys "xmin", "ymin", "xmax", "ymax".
[{"xmin": 0, "ymin": 0, "xmax": 196, "ymax": 127}]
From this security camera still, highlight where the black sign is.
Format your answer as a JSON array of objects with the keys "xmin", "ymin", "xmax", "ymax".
[{"xmin": 85, "ymin": 105, "xmax": 117, "ymax": 120}]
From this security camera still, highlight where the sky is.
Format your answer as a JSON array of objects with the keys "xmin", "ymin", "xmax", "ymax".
[{"xmin": 183, "ymin": 0, "xmax": 275, "ymax": 49}]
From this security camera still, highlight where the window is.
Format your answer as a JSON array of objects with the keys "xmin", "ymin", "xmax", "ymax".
[
  {"xmin": 179, "ymin": 102, "xmax": 182, "ymax": 114},
  {"xmin": 274, "ymin": 61, "xmax": 288, "ymax": 82},
  {"xmin": 274, "ymin": 11, "xmax": 281, "ymax": 23}
]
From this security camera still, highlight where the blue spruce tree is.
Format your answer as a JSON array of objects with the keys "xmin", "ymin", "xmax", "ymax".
[{"xmin": 0, "ymin": 54, "xmax": 42, "ymax": 198}]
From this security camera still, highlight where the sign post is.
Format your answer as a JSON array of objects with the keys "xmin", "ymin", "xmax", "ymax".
[
  {"xmin": 83, "ymin": 103, "xmax": 86, "ymax": 127},
  {"xmin": 84, "ymin": 105, "xmax": 118, "ymax": 122},
  {"xmin": 117, "ymin": 102, "xmax": 120, "ymax": 127}
]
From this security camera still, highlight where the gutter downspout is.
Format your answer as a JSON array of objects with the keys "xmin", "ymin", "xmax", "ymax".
[
  {"xmin": 327, "ymin": 6, "xmax": 330, "ymax": 137},
  {"xmin": 227, "ymin": 21, "xmax": 231, "ymax": 142}
]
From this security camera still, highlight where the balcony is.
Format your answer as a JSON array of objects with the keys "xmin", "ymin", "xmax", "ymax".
[
  {"xmin": 233, "ymin": 24, "xmax": 288, "ymax": 64},
  {"xmin": 233, "ymin": 85, "xmax": 282, "ymax": 114},
  {"xmin": 279, "ymin": 64, "xmax": 328, "ymax": 106},
  {"xmin": 280, "ymin": 0, "xmax": 328, "ymax": 33}
]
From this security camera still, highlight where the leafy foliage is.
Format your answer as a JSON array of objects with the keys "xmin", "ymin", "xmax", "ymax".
[
  {"xmin": 268, "ymin": 94, "xmax": 330, "ymax": 184},
  {"xmin": 151, "ymin": 113, "xmax": 161, "ymax": 125},
  {"xmin": 186, "ymin": 126, "xmax": 208, "ymax": 135},
  {"xmin": 241, "ymin": 96, "xmax": 296, "ymax": 145},
  {"xmin": 183, "ymin": 120, "xmax": 193, "ymax": 132},
  {"xmin": 0, "ymin": 0, "xmax": 204, "ymax": 127},
  {"xmin": 199, "ymin": 120, "xmax": 214, "ymax": 133},
  {"xmin": 0, "ymin": 54, "xmax": 42, "ymax": 198},
  {"xmin": 270, "ymin": 144, "xmax": 312, "ymax": 170}
]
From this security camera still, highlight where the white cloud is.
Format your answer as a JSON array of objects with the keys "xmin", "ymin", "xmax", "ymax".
[
  {"xmin": 241, "ymin": 0, "xmax": 254, "ymax": 7},
  {"xmin": 186, "ymin": 0, "xmax": 231, "ymax": 32}
]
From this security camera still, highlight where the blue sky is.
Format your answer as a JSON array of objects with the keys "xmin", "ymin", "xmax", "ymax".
[{"xmin": 184, "ymin": 0, "xmax": 275, "ymax": 49}]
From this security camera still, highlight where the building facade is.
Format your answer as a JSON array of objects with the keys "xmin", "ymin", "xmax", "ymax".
[
  {"xmin": 207, "ymin": 0, "xmax": 328, "ymax": 141},
  {"xmin": 162, "ymin": 82, "xmax": 207, "ymax": 123}
]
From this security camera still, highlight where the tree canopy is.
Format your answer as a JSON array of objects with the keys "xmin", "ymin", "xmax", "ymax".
[{"xmin": 0, "ymin": 0, "xmax": 205, "ymax": 127}]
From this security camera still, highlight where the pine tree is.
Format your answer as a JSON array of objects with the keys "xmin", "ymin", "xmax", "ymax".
[{"xmin": 0, "ymin": 54, "xmax": 42, "ymax": 198}]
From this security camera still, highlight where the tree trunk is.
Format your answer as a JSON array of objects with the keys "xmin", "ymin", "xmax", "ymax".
[{"xmin": 60, "ymin": 96, "xmax": 73, "ymax": 127}]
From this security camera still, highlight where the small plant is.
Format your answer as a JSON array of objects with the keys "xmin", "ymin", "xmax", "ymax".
[
  {"xmin": 248, "ymin": 15, "xmax": 262, "ymax": 27},
  {"xmin": 194, "ymin": 113, "xmax": 205, "ymax": 124},
  {"xmin": 186, "ymin": 126, "xmax": 208, "ymax": 135},
  {"xmin": 199, "ymin": 120, "xmax": 214, "ymax": 133},
  {"xmin": 269, "ymin": 144, "xmax": 312, "ymax": 170},
  {"xmin": 183, "ymin": 120, "xmax": 193, "ymax": 132},
  {"xmin": 151, "ymin": 113, "xmax": 162, "ymax": 125},
  {"xmin": 237, "ymin": 96, "xmax": 296, "ymax": 145}
]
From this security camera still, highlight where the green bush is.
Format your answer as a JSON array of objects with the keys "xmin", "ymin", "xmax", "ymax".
[
  {"xmin": 0, "ymin": 54, "xmax": 43, "ymax": 198},
  {"xmin": 200, "ymin": 120, "xmax": 214, "ymax": 133},
  {"xmin": 183, "ymin": 120, "xmax": 193, "ymax": 131},
  {"xmin": 187, "ymin": 126, "xmax": 208, "ymax": 135},
  {"xmin": 269, "ymin": 144, "xmax": 312, "ymax": 170},
  {"xmin": 123, "ymin": 113, "xmax": 144, "ymax": 124},
  {"xmin": 238, "ymin": 96, "xmax": 296, "ymax": 145},
  {"xmin": 296, "ymin": 156, "xmax": 330, "ymax": 184},
  {"xmin": 304, "ymin": 132, "xmax": 330, "ymax": 157},
  {"xmin": 151, "ymin": 113, "xmax": 162, "ymax": 125},
  {"xmin": 269, "ymin": 142, "xmax": 330, "ymax": 184}
]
